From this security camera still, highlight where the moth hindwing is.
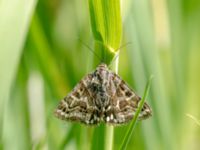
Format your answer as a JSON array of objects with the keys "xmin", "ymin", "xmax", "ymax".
[{"xmin": 54, "ymin": 63, "xmax": 152, "ymax": 125}]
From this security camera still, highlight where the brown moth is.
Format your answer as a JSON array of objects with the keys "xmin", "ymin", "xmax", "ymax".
[{"xmin": 54, "ymin": 63, "xmax": 152, "ymax": 125}]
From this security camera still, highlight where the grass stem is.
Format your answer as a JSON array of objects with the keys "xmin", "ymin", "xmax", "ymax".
[{"xmin": 105, "ymin": 57, "xmax": 119, "ymax": 150}]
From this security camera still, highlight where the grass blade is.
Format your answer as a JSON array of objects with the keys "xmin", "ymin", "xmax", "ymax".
[
  {"xmin": 29, "ymin": 14, "xmax": 69, "ymax": 97},
  {"xmin": 120, "ymin": 76, "xmax": 153, "ymax": 150},
  {"xmin": 0, "ymin": 0, "xmax": 37, "ymax": 148},
  {"xmin": 88, "ymin": 0, "xmax": 122, "ymax": 64}
]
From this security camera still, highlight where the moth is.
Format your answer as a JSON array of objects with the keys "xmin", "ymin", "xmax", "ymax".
[{"xmin": 54, "ymin": 63, "xmax": 152, "ymax": 125}]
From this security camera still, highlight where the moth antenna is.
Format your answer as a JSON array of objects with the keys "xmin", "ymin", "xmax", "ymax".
[
  {"xmin": 78, "ymin": 39, "xmax": 102, "ymax": 62},
  {"xmin": 109, "ymin": 42, "xmax": 132, "ymax": 67},
  {"xmin": 117, "ymin": 42, "xmax": 132, "ymax": 52}
]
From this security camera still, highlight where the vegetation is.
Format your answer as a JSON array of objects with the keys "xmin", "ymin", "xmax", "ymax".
[{"xmin": 0, "ymin": 0, "xmax": 200, "ymax": 150}]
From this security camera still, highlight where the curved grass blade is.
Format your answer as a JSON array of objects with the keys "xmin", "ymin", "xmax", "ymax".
[{"xmin": 120, "ymin": 76, "xmax": 153, "ymax": 150}]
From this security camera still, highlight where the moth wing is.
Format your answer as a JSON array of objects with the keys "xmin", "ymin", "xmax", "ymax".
[
  {"xmin": 104, "ymin": 72, "xmax": 152, "ymax": 125},
  {"xmin": 54, "ymin": 73, "xmax": 100, "ymax": 125}
]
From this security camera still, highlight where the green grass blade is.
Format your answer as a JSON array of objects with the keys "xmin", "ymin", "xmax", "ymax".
[
  {"xmin": 119, "ymin": 76, "xmax": 153, "ymax": 150},
  {"xmin": 0, "ymin": 0, "xmax": 37, "ymax": 147},
  {"xmin": 88, "ymin": 0, "xmax": 122, "ymax": 64},
  {"xmin": 29, "ymin": 14, "xmax": 69, "ymax": 97}
]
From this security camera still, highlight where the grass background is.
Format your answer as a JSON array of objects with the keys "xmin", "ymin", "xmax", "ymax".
[{"xmin": 1, "ymin": 0, "xmax": 200, "ymax": 150}]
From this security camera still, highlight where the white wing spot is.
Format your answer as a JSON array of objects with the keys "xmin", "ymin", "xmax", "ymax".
[
  {"xmin": 56, "ymin": 110, "xmax": 61, "ymax": 113},
  {"xmin": 110, "ymin": 114, "xmax": 114, "ymax": 120},
  {"xmin": 106, "ymin": 116, "xmax": 110, "ymax": 122},
  {"xmin": 86, "ymin": 120, "xmax": 89, "ymax": 124}
]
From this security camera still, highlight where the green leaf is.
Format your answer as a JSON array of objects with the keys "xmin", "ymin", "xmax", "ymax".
[
  {"xmin": 0, "ymin": 0, "xmax": 37, "ymax": 146},
  {"xmin": 88, "ymin": 0, "xmax": 122, "ymax": 64},
  {"xmin": 91, "ymin": 125, "xmax": 106, "ymax": 150},
  {"xmin": 120, "ymin": 76, "xmax": 153, "ymax": 150}
]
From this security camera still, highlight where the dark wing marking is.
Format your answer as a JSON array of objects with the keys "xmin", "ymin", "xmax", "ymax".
[{"xmin": 54, "ymin": 74, "xmax": 100, "ymax": 125}]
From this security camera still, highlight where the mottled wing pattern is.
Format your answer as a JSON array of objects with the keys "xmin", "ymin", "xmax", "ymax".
[
  {"xmin": 104, "ymin": 71, "xmax": 152, "ymax": 125},
  {"xmin": 54, "ymin": 74, "xmax": 99, "ymax": 125},
  {"xmin": 55, "ymin": 63, "xmax": 152, "ymax": 125}
]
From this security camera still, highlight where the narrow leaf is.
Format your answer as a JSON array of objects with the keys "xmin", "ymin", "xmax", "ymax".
[
  {"xmin": 120, "ymin": 76, "xmax": 153, "ymax": 150},
  {"xmin": 0, "ymin": 0, "xmax": 37, "ymax": 146}
]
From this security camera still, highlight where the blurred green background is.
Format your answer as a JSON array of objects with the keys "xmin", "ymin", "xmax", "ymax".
[{"xmin": 1, "ymin": 0, "xmax": 200, "ymax": 150}]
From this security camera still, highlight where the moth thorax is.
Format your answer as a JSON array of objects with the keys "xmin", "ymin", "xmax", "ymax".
[
  {"xmin": 95, "ymin": 91, "xmax": 109, "ymax": 109},
  {"xmin": 89, "ymin": 82, "xmax": 108, "ymax": 108}
]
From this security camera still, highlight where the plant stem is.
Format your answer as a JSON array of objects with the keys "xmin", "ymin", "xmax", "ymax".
[
  {"xmin": 105, "ymin": 57, "xmax": 119, "ymax": 150},
  {"xmin": 105, "ymin": 126, "xmax": 114, "ymax": 150}
]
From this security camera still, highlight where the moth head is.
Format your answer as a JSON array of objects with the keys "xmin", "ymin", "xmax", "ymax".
[
  {"xmin": 98, "ymin": 63, "xmax": 108, "ymax": 69},
  {"xmin": 94, "ymin": 64, "xmax": 109, "ymax": 82}
]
